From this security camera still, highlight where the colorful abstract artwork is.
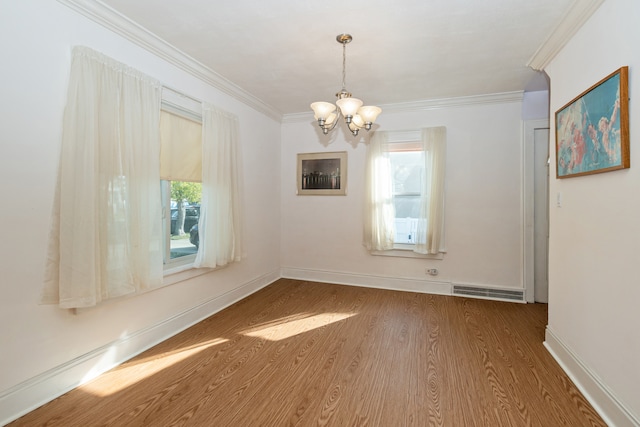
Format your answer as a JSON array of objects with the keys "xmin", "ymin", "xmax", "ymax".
[{"xmin": 555, "ymin": 66, "xmax": 629, "ymax": 178}]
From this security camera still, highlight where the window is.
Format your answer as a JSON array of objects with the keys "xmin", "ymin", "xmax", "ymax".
[
  {"xmin": 159, "ymin": 106, "xmax": 203, "ymax": 270},
  {"xmin": 160, "ymin": 101, "xmax": 244, "ymax": 273},
  {"xmin": 388, "ymin": 143, "xmax": 423, "ymax": 245},
  {"xmin": 43, "ymin": 47, "xmax": 243, "ymax": 309},
  {"xmin": 364, "ymin": 128, "xmax": 447, "ymax": 257}
]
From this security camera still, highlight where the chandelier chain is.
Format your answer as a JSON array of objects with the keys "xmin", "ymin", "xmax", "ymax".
[{"xmin": 342, "ymin": 41, "xmax": 347, "ymax": 91}]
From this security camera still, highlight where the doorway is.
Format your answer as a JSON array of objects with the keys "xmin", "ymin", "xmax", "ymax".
[
  {"xmin": 524, "ymin": 119, "xmax": 549, "ymax": 303},
  {"xmin": 533, "ymin": 128, "xmax": 549, "ymax": 303}
]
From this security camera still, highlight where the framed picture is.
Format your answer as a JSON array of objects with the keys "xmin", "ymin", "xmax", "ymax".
[
  {"xmin": 555, "ymin": 66, "xmax": 629, "ymax": 179},
  {"xmin": 297, "ymin": 151, "xmax": 347, "ymax": 195}
]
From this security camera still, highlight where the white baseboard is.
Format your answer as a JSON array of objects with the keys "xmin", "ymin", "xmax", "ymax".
[
  {"xmin": 0, "ymin": 270, "xmax": 280, "ymax": 426},
  {"xmin": 544, "ymin": 327, "xmax": 640, "ymax": 427},
  {"xmin": 280, "ymin": 267, "xmax": 452, "ymax": 295}
]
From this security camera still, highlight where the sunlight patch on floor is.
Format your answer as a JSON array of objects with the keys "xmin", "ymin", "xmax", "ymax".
[
  {"xmin": 80, "ymin": 337, "xmax": 228, "ymax": 396},
  {"xmin": 241, "ymin": 312, "xmax": 356, "ymax": 341}
]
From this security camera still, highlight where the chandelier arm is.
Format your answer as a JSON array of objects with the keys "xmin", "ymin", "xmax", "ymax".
[{"xmin": 322, "ymin": 108, "xmax": 342, "ymax": 134}]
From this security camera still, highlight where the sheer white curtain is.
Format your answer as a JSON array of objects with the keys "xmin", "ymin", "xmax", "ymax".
[
  {"xmin": 194, "ymin": 104, "xmax": 243, "ymax": 268},
  {"xmin": 42, "ymin": 46, "xmax": 163, "ymax": 309},
  {"xmin": 363, "ymin": 131, "xmax": 395, "ymax": 251},
  {"xmin": 414, "ymin": 126, "xmax": 447, "ymax": 254}
]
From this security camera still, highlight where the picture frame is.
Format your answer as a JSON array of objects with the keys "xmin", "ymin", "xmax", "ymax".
[
  {"xmin": 555, "ymin": 66, "xmax": 629, "ymax": 179},
  {"xmin": 297, "ymin": 151, "xmax": 347, "ymax": 195}
]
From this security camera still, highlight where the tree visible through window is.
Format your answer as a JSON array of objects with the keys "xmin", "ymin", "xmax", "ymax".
[{"xmin": 162, "ymin": 180, "xmax": 201, "ymax": 261}]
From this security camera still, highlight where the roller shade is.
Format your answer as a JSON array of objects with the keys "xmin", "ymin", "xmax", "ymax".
[{"xmin": 160, "ymin": 110, "xmax": 202, "ymax": 182}]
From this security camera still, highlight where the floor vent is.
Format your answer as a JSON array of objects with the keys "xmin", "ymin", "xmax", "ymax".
[{"xmin": 452, "ymin": 285, "xmax": 525, "ymax": 302}]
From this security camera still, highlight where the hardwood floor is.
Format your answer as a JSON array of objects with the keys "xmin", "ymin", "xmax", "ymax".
[{"xmin": 11, "ymin": 279, "xmax": 605, "ymax": 426}]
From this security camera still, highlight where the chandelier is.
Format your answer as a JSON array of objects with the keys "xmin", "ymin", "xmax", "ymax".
[{"xmin": 310, "ymin": 34, "xmax": 382, "ymax": 136}]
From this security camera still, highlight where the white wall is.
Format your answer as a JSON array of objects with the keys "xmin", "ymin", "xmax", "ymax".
[
  {"xmin": 0, "ymin": 1, "xmax": 281, "ymax": 423},
  {"xmin": 281, "ymin": 96, "xmax": 525, "ymax": 294},
  {"xmin": 523, "ymin": 90, "xmax": 550, "ymax": 121},
  {"xmin": 545, "ymin": 0, "xmax": 640, "ymax": 423}
]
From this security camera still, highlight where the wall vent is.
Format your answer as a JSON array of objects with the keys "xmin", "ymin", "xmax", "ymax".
[{"xmin": 452, "ymin": 285, "xmax": 525, "ymax": 302}]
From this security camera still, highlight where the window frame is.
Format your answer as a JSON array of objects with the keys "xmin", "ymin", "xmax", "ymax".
[
  {"xmin": 386, "ymin": 141, "xmax": 422, "ymax": 248},
  {"xmin": 160, "ymin": 91, "xmax": 204, "ymax": 276}
]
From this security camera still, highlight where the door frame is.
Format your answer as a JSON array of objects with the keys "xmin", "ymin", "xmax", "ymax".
[{"xmin": 523, "ymin": 119, "xmax": 549, "ymax": 303}]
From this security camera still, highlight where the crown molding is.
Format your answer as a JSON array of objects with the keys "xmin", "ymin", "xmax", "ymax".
[
  {"xmin": 380, "ymin": 91, "xmax": 524, "ymax": 113},
  {"xmin": 527, "ymin": 0, "xmax": 605, "ymax": 71},
  {"xmin": 56, "ymin": 0, "xmax": 283, "ymax": 122},
  {"xmin": 282, "ymin": 91, "xmax": 524, "ymax": 124}
]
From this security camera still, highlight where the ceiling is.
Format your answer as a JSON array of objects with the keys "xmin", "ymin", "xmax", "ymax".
[{"xmin": 96, "ymin": 0, "xmax": 578, "ymax": 116}]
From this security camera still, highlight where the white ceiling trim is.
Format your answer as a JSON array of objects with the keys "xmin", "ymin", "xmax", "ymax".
[
  {"xmin": 282, "ymin": 91, "xmax": 524, "ymax": 124},
  {"xmin": 527, "ymin": 0, "xmax": 605, "ymax": 70},
  {"xmin": 56, "ymin": 0, "xmax": 283, "ymax": 122}
]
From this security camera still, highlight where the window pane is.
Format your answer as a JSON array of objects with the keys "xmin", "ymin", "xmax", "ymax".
[
  {"xmin": 170, "ymin": 203, "xmax": 200, "ymax": 259},
  {"xmin": 389, "ymin": 151, "xmax": 423, "ymax": 194},
  {"xmin": 389, "ymin": 151, "xmax": 423, "ymax": 244},
  {"xmin": 393, "ymin": 194, "xmax": 421, "ymax": 218},
  {"xmin": 162, "ymin": 180, "xmax": 202, "ymax": 262},
  {"xmin": 394, "ymin": 217, "xmax": 419, "ymax": 244}
]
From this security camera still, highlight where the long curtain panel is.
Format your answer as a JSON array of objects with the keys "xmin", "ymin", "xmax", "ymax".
[
  {"xmin": 363, "ymin": 131, "xmax": 395, "ymax": 251},
  {"xmin": 194, "ymin": 104, "xmax": 243, "ymax": 268},
  {"xmin": 414, "ymin": 126, "xmax": 447, "ymax": 254},
  {"xmin": 42, "ymin": 46, "xmax": 163, "ymax": 309}
]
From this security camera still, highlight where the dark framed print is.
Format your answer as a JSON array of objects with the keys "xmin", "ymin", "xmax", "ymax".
[{"xmin": 297, "ymin": 151, "xmax": 347, "ymax": 195}]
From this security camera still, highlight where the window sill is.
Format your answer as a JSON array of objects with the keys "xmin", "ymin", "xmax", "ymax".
[
  {"xmin": 163, "ymin": 263, "xmax": 211, "ymax": 286},
  {"xmin": 163, "ymin": 255, "xmax": 211, "ymax": 286},
  {"xmin": 371, "ymin": 246, "xmax": 445, "ymax": 259}
]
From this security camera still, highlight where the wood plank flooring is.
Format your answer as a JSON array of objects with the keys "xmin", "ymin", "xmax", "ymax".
[{"xmin": 10, "ymin": 279, "xmax": 605, "ymax": 426}]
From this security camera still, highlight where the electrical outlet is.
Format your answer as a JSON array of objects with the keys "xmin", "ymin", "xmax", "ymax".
[{"xmin": 426, "ymin": 268, "xmax": 439, "ymax": 276}]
